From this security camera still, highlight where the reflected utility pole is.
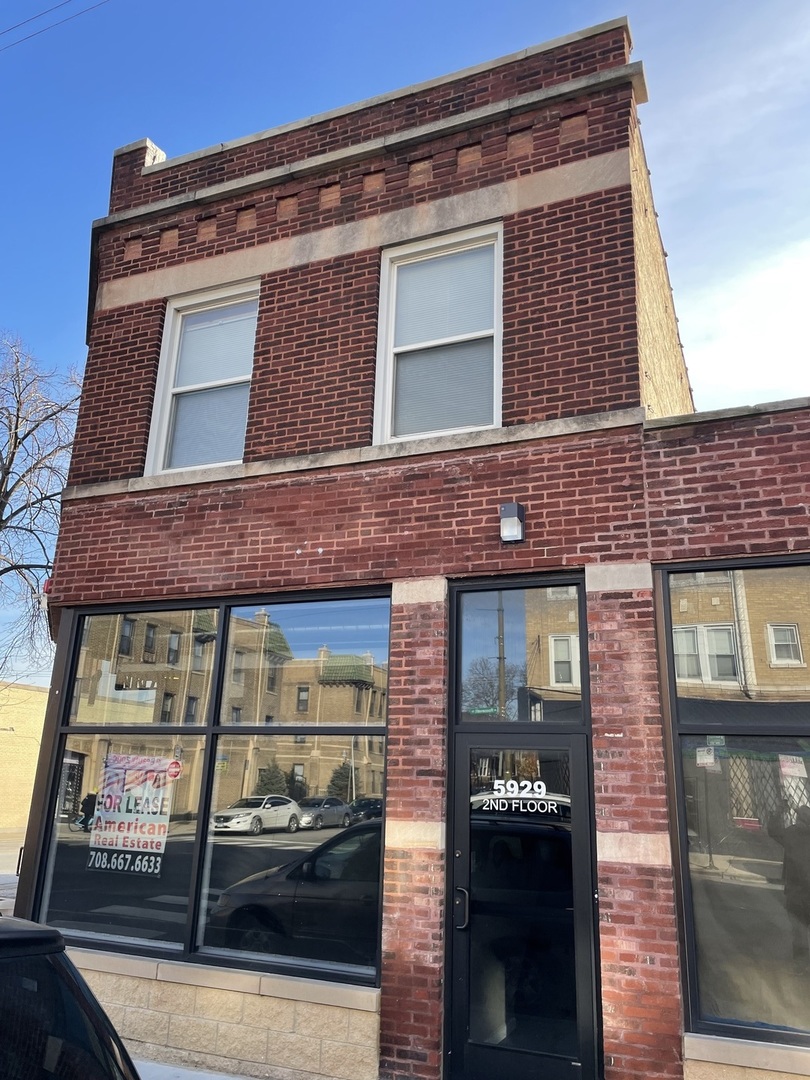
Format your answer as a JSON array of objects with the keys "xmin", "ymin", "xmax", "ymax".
[{"xmin": 497, "ymin": 591, "xmax": 507, "ymax": 718}]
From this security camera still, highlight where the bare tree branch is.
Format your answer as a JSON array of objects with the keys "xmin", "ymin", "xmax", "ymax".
[{"xmin": 0, "ymin": 335, "xmax": 80, "ymax": 675}]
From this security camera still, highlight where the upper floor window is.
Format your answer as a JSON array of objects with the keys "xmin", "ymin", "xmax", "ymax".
[
  {"xmin": 673, "ymin": 625, "xmax": 738, "ymax": 683},
  {"xmin": 374, "ymin": 225, "xmax": 502, "ymax": 444},
  {"xmin": 768, "ymin": 624, "xmax": 804, "ymax": 666},
  {"xmin": 118, "ymin": 617, "xmax": 135, "ymax": 657},
  {"xmin": 550, "ymin": 635, "xmax": 581, "ymax": 688},
  {"xmin": 146, "ymin": 284, "xmax": 259, "ymax": 473}
]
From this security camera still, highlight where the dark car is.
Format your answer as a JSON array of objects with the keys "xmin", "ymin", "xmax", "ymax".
[
  {"xmin": 348, "ymin": 797, "xmax": 383, "ymax": 823},
  {"xmin": 0, "ymin": 915, "xmax": 142, "ymax": 1079},
  {"xmin": 207, "ymin": 820, "xmax": 381, "ymax": 967}
]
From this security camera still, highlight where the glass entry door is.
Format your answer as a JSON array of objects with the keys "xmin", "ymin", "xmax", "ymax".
[{"xmin": 448, "ymin": 734, "xmax": 599, "ymax": 1080}]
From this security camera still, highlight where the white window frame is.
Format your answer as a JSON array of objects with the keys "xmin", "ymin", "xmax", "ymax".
[
  {"xmin": 373, "ymin": 224, "xmax": 503, "ymax": 445},
  {"xmin": 673, "ymin": 624, "xmax": 739, "ymax": 684},
  {"xmin": 145, "ymin": 281, "xmax": 260, "ymax": 475},
  {"xmin": 767, "ymin": 624, "xmax": 805, "ymax": 667},
  {"xmin": 549, "ymin": 635, "xmax": 581, "ymax": 689}
]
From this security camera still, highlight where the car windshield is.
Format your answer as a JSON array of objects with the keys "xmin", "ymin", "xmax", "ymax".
[
  {"xmin": 228, "ymin": 799, "xmax": 263, "ymax": 809},
  {"xmin": 299, "ymin": 798, "xmax": 324, "ymax": 807},
  {"xmin": 0, "ymin": 951, "xmax": 137, "ymax": 1079}
]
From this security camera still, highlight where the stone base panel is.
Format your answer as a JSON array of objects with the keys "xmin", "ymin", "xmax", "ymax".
[
  {"xmin": 71, "ymin": 950, "xmax": 379, "ymax": 1080},
  {"xmin": 684, "ymin": 1035, "xmax": 810, "ymax": 1080}
]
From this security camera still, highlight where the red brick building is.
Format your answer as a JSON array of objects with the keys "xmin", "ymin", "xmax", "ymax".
[{"xmin": 20, "ymin": 17, "xmax": 810, "ymax": 1080}]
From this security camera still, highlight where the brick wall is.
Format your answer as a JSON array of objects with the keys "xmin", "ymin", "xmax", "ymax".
[
  {"xmin": 54, "ymin": 426, "xmax": 649, "ymax": 606},
  {"xmin": 588, "ymin": 589, "xmax": 682, "ymax": 1080},
  {"xmin": 73, "ymin": 183, "xmax": 641, "ymax": 485},
  {"xmin": 645, "ymin": 408, "xmax": 810, "ymax": 561},
  {"xmin": 380, "ymin": 595, "xmax": 447, "ymax": 1079},
  {"xmin": 107, "ymin": 26, "xmax": 630, "ymax": 215},
  {"xmin": 68, "ymin": 299, "xmax": 164, "ymax": 485},
  {"xmin": 100, "ymin": 87, "xmax": 633, "ymax": 289}
]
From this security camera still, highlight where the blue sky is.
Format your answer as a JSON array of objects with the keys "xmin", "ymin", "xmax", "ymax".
[
  {"xmin": 2, "ymin": 0, "xmax": 808, "ymax": 409},
  {"xmin": 1, "ymin": 0, "xmax": 808, "ymax": 683}
]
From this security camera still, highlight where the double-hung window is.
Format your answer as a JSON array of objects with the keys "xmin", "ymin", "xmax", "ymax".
[
  {"xmin": 673, "ymin": 625, "xmax": 738, "ymax": 683},
  {"xmin": 374, "ymin": 225, "xmax": 502, "ymax": 443},
  {"xmin": 147, "ymin": 284, "xmax": 259, "ymax": 473}
]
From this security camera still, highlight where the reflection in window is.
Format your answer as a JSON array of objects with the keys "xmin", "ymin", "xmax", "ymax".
[
  {"xmin": 769, "ymin": 624, "xmax": 803, "ymax": 666},
  {"xmin": 47, "ymin": 596, "xmax": 389, "ymax": 981},
  {"xmin": 200, "ymin": 733, "xmax": 384, "ymax": 973},
  {"xmin": 41, "ymin": 734, "xmax": 204, "ymax": 946},
  {"xmin": 459, "ymin": 586, "xmax": 582, "ymax": 723},
  {"xmin": 160, "ymin": 692, "xmax": 174, "ymax": 724},
  {"xmin": 218, "ymin": 598, "xmax": 390, "ymax": 726},
  {"xmin": 681, "ymin": 735, "xmax": 810, "ymax": 1033},
  {"xmin": 669, "ymin": 564, "xmax": 810, "ymax": 1041},
  {"xmin": 70, "ymin": 610, "xmax": 217, "ymax": 726},
  {"xmin": 118, "ymin": 617, "xmax": 135, "ymax": 657}
]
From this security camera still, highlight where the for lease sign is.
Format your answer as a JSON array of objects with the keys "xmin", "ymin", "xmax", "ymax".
[{"xmin": 87, "ymin": 754, "xmax": 181, "ymax": 876}]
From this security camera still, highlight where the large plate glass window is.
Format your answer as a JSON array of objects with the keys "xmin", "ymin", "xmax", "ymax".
[
  {"xmin": 39, "ymin": 595, "xmax": 389, "ymax": 982},
  {"xmin": 374, "ymin": 225, "xmax": 502, "ymax": 443},
  {"xmin": 668, "ymin": 564, "xmax": 810, "ymax": 1040},
  {"xmin": 41, "ymin": 733, "xmax": 204, "ymax": 946}
]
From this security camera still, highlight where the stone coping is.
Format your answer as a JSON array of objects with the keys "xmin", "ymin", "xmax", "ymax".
[
  {"xmin": 112, "ymin": 19, "xmax": 631, "ymax": 171},
  {"xmin": 69, "ymin": 947, "xmax": 380, "ymax": 1013}
]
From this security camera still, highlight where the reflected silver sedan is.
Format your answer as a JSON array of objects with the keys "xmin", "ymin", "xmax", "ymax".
[
  {"xmin": 297, "ymin": 796, "xmax": 352, "ymax": 830},
  {"xmin": 212, "ymin": 796, "xmax": 302, "ymax": 835}
]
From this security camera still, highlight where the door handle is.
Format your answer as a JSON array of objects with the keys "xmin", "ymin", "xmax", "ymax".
[{"xmin": 454, "ymin": 887, "xmax": 470, "ymax": 930}]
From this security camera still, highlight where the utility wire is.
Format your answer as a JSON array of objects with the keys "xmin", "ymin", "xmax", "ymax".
[
  {"xmin": 0, "ymin": 1, "xmax": 76, "ymax": 38},
  {"xmin": 0, "ymin": 0, "xmax": 112, "ymax": 54}
]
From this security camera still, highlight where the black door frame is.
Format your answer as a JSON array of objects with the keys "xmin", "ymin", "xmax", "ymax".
[{"xmin": 445, "ymin": 729, "xmax": 601, "ymax": 1080}]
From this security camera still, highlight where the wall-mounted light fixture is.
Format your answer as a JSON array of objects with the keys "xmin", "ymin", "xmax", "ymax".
[{"xmin": 499, "ymin": 501, "xmax": 526, "ymax": 543}]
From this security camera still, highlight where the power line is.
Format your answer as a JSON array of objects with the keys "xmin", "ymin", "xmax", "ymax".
[
  {"xmin": 0, "ymin": 1, "xmax": 76, "ymax": 38},
  {"xmin": 0, "ymin": 0, "xmax": 112, "ymax": 54}
]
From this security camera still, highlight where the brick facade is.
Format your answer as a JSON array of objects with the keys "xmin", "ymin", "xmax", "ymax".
[{"xmin": 24, "ymin": 16, "xmax": 810, "ymax": 1080}]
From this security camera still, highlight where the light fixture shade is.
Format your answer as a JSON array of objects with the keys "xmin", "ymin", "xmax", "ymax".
[{"xmin": 499, "ymin": 501, "xmax": 526, "ymax": 543}]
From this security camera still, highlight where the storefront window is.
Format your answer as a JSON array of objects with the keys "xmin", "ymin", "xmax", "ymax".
[
  {"xmin": 220, "ymin": 599, "xmax": 389, "ymax": 726},
  {"xmin": 41, "ymin": 733, "xmax": 204, "ymax": 946},
  {"xmin": 669, "ymin": 564, "xmax": 810, "ymax": 1039},
  {"xmin": 68, "ymin": 609, "xmax": 219, "ymax": 725},
  {"xmin": 38, "ymin": 595, "xmax": 390, "ymax": 979},
  {"xmin": 459, "ymin": 586, "xmax": 583, "ymax": 722},
  {"xmin": 200, "ymin": 733, "xmax": 384, "ymax": 973}
]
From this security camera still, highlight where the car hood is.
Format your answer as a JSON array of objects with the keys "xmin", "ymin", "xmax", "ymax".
[
  {"xmin": 220, "ymin": 860, "xmax": 293, "ymax": 899},
  {"xmin": 214, "ymin": 808, "xmax": 255, "ymax": 819}
]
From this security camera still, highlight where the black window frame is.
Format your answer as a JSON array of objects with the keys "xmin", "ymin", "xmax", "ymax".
[
  {"xmin": 20, "ymin": 587, "xmax": 391, "ymax": 987},
  {"xmin": 660, "ymin": 555, "xmax": 810, "ymax": 1048}
]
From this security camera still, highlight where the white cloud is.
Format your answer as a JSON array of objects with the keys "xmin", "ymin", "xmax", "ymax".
[{"xmin": 679, "ymin": 238, "xmax": 810, "ymax": 412}]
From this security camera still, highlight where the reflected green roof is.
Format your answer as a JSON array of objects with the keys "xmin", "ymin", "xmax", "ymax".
[
  {"xmin": 318, "ymin": 655, "xmax": 374, "ymax": 686},
  {"xmin": 264, "ymin": 623, "xmax": 293, "ymax": 660}
]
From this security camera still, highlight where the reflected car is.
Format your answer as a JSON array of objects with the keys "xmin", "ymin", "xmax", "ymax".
[
  {"xmin": 207, "ymin": 820, "xmax": 381, "ymax": 967},
  {"xmin": 211, "ymin": 795, "xmax": 303, "ymax": 835},
  {"xmin": 297, "ymin": 796, "xmax": 352, "ymax": 830},
  {"xmin": 0, "ymin": 916, "xmax": 142, "ymax": 1079},
  {"xmin": 349, "ymin": 797, "xmax": 383, "ymax": 823}
]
